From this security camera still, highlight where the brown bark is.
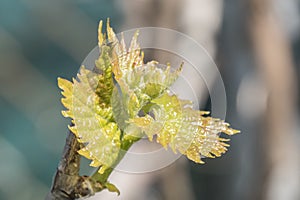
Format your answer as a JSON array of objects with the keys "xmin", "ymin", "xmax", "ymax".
[{"xmin": 46, "ymin": 131, "xmax": 103, "ymax": 200}]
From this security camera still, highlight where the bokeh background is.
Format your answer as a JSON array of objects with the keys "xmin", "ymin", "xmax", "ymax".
[{"xmin": 1, "ymin": 0, "xmax": 300, "ymax": 200}]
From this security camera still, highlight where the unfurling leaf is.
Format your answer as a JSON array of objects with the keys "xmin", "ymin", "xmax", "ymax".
[
  {"xmin": 115, "ymin": 61, "xmax": 182, "ymax": 118},
  {"xmin": 105, "ymin": 182, "xmax": 121, "ymax": 195},
  {"xmin": 130, "ymin": 93, "xmax": 239, "ymax": 163},
  {"xmin": 58, "ymin": 66, "xmax": 121, "ymax": 174}
]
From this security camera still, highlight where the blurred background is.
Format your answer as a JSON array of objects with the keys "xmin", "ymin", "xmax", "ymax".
[{"xmin": 0, "ymin": 0, "xmax": 300, "ymax": 200}]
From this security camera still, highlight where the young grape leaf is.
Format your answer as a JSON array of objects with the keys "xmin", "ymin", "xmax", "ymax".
[
  {"xmin": 130, "ymin": 93, "xmax": 240, "ymax": 163},
  {"xmin": 58, "ymin": 66, "xmax": 121, "ymax": 174},
  {"xmin": 115, "ymin": 62, "xmax": 182, "ymax": 117}
]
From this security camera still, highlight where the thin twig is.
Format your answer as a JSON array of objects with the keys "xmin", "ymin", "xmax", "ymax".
[{"xmin": 46, "ymin": 129, "xmax": 103, "ymax": 200}]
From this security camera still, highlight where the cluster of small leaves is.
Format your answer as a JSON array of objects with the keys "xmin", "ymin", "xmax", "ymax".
[{"xmin": 58, "ymin": 19, "xmax": 239, "ymax": 185}]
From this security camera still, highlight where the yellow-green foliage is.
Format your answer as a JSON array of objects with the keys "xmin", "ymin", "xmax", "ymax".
[{"xmin": 58, "ymin": 19, "xmax": 239, "ymax": 176}]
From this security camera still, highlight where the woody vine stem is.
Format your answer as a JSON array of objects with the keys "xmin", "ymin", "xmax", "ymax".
[{"xmin": 47, "ymin": 129, "xmax": 129, "ymax": 200}]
